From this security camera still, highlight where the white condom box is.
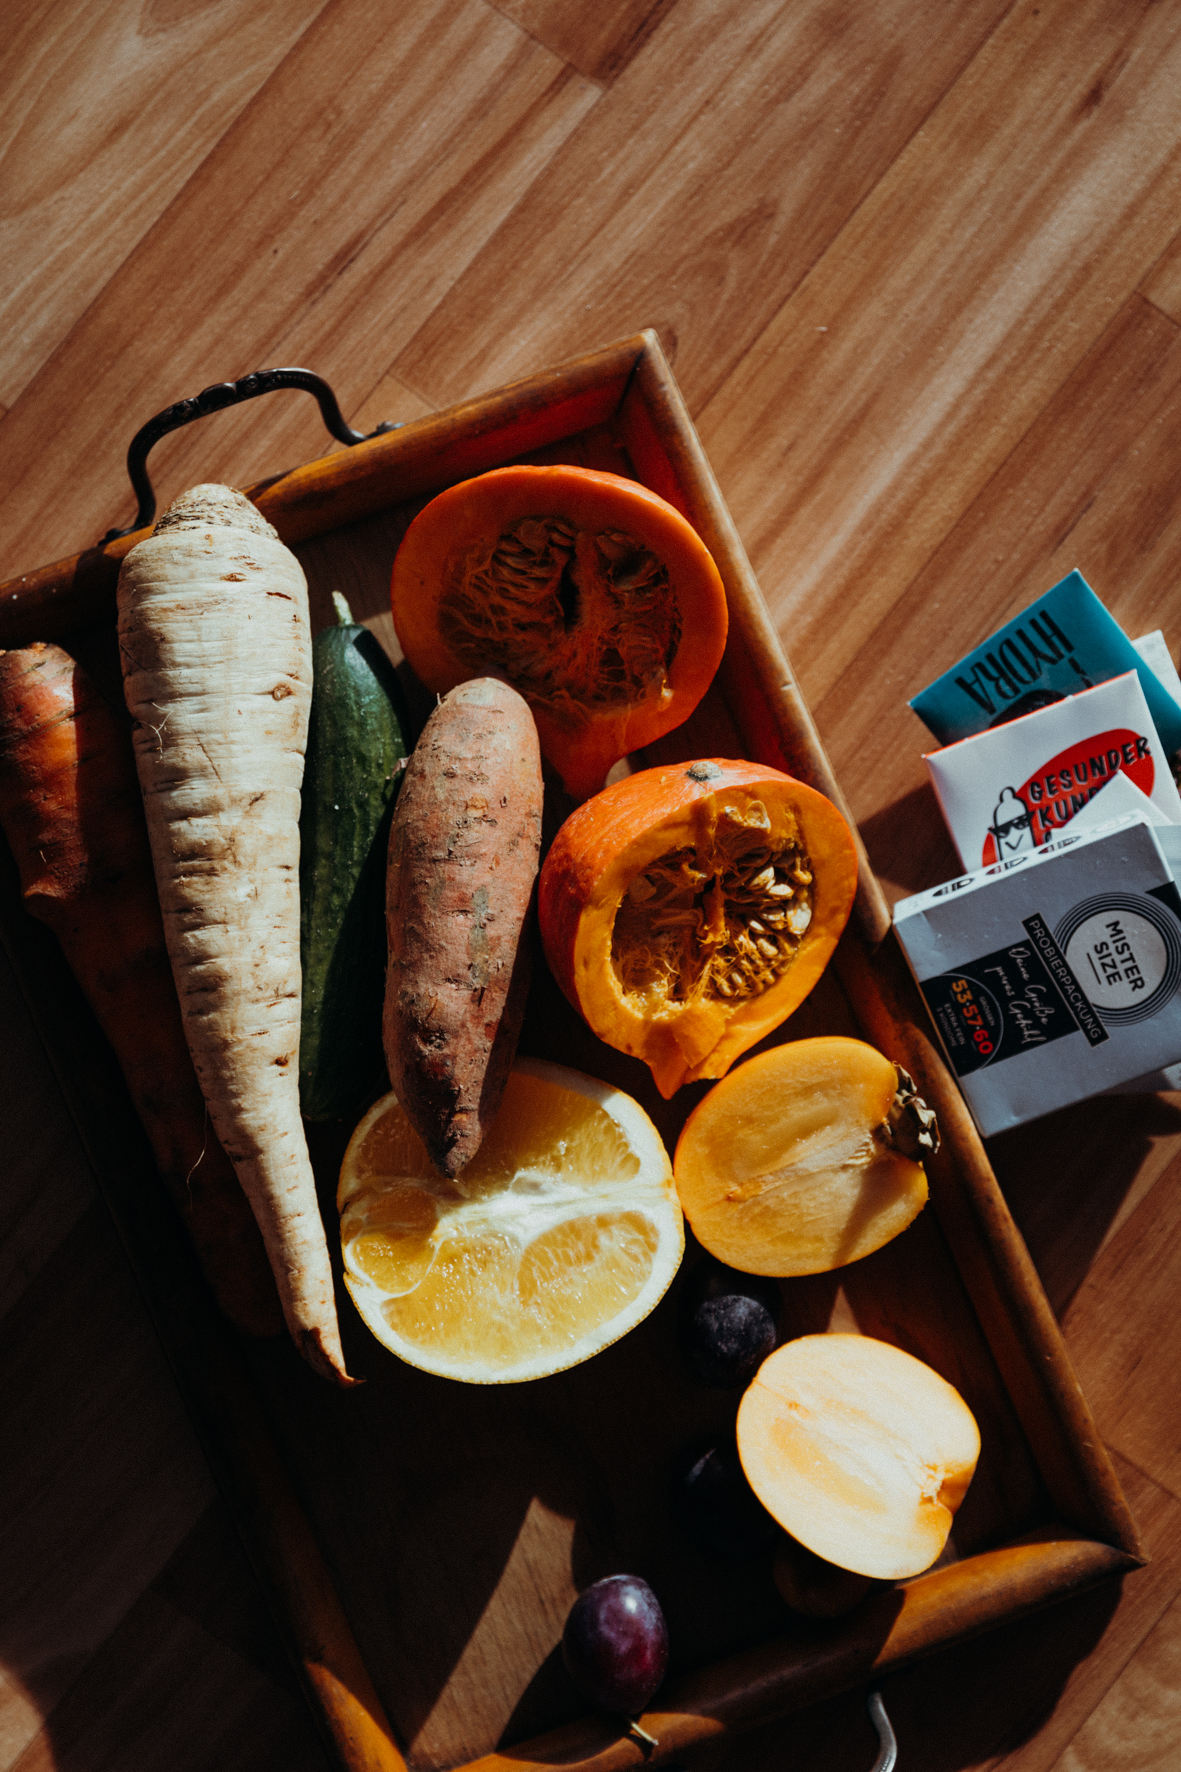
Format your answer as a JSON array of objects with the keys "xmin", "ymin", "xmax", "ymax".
[{"xmin": 893, "ymin": 814, "xmax": 1181, "ymax": 1134}]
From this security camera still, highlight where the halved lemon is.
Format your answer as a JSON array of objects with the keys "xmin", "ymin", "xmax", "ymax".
[{"xmin": 337, "ymin": 1058, "xmax": 684, "ymax": 1383}]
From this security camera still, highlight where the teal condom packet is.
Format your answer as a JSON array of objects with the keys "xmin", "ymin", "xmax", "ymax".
[{"xmin": 910, "ymin": 570, "xmax": 1181, "ymax": 757}]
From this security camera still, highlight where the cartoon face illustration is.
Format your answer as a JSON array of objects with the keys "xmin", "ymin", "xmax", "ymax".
[{"xmin": 989, "ymin": 786, "xmax": 1034, "ymax": 856}]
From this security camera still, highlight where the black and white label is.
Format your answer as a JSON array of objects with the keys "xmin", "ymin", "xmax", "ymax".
[
  {"xmin": 1053, "ymin": 893, "xmax": 1181, "ymax": 1026},
  {"xmin": 920, "ymin": 891, "xmax": 1181, "ymax": 1078},
  {"xmin": 920, "ymin": 928, "xmax": 1098, "ymax": 1077}
]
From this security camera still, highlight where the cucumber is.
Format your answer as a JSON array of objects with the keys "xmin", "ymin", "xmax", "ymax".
[{"xmin": 299, "ymin": 593, "xmax": 410, "ymax": 1121}]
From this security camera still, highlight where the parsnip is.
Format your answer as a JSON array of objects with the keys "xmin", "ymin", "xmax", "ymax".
[{"xmin": 117, "ymin": 485, "xmax": 352, "ymax": 1384}]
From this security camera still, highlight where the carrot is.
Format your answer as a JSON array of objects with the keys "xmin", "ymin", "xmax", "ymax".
[
  {"xmin": 383, "ymin": 677, "xmax": 543, "ymax": 1175},
  {"xmin": 0, "ymin": 641, "xmax": 282, "ymax": 1337},
  {"xmin": 116, "ymin": 484, "xmax": 352, "ymax": 1384}
]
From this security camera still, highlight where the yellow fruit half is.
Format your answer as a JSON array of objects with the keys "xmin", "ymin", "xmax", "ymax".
[
  {"xmin": 337, "ymin": 1058, "xmax": 684, "ymax": 1383},
  {"xmin": 737, "ymin": 1334, "xmax": 980, "ymax": 1580},
  {"xmin": 673, "ymin": 1037, "xmax": 935, "ymax": 1276}
]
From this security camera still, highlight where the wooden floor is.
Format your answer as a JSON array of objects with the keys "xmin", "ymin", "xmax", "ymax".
[{"xmin": 5, "ymin": 0, "xmax": 1181, "ymax": 1766}]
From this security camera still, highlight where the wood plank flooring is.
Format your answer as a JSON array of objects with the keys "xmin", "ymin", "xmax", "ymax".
[{"xmin": 3, "ymin": 1, "xmax": 1181, "ymax": 1766}]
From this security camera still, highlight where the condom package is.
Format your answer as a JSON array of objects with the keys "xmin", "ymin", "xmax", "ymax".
[
  {"xmin": 894, "ymin": 813, "xmax": 1181, "ymax": 1134},
  {"xmin": 924, "ymin": 671, "xmax": 1181, "ymax": 873},
  {"xmin": 909, "ymin": 569, "xmax": 1181, "ymax": 755}
]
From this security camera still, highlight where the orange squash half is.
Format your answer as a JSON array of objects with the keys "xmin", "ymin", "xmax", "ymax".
[
  {"xmin": 539, "ymin": 759, "xmax": 858, "ymax": 1096},
  {"xmin": 390, "ymin": 466, "xmax": 728, "ymax": 800}
]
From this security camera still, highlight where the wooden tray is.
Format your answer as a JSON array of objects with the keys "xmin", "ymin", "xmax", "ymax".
[{"xmin": 0, "ymin": 332, "xmax": 1145, "ymax": 1772}]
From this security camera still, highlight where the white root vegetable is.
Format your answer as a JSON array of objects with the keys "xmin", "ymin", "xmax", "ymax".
[{"xmin": 117, "ymin": 484, "xmax": 352, "ymax": 1384}]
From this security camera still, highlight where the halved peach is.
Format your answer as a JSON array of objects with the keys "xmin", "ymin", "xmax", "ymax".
[
  {"xmin": 673, "ymin": 1037, "xmax": 938, "ymax": 1275},
  {"xmin": 736, "ymin": 1334, "xmax": 980, "ymax": 1580}
]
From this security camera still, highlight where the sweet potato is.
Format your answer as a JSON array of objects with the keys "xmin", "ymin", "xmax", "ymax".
[
  {"xmin": 383, "ymin": 678, "xmax": 543, "ymax": 1175},
  {"xmin": 117, "ymin": 484, "xmax": 351, "ymax": 1384},
  {"xmin": 0, "ymin": 641, "xmax": 282, "ymax": 1336}
]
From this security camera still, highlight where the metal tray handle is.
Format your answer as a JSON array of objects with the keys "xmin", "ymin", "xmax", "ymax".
[
  {"xmin": 101, "ymin": 366, "xmax": 399, "ymax": 542},
  {"xmin": 868, "ymin": 1690, "xmax": 899, "ymax": 1772}
]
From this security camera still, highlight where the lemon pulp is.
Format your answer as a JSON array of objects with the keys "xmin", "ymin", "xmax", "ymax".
[{"xmin": 338, "ymin": 1059, "xmax": 683, "ymax": 1383}]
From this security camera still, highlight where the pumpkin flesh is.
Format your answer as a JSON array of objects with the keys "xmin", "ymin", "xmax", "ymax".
[
  {"xmin": 391, "ymin": 466, "xmax": 728, "ymax": 800},
  {"xmin": 539, "ymin": 760, "xmax": 858, "ymax": 1096}
]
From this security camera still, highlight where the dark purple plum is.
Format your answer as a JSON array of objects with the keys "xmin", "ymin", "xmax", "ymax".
[
  {"xmin": 671, "ymin": 1438, "xmax": 780, "ymax": 1562},
  {"xmin": 680, "ymin": 1257, "xmax": 780, "ymax": 1387},
  {"xmin": 562, "ymin": 1574, "xmax": 669, "ymax": 1717}
]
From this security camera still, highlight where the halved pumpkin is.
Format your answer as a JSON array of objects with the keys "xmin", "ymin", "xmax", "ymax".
[
  {"xmin": 538, "ymin": 759, "xmax": 858, "ymax": 1096},
  {"xmin": 390, "ymin": 465, "xmax": 728, "ymax": 800}
]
